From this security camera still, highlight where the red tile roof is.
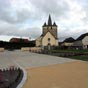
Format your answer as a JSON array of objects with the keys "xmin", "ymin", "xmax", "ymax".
[{"xmin": 10, "ymin": 38, "xmax": 29, "ymax": 43}]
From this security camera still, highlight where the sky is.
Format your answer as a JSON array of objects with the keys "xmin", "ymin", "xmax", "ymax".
[{"xmin": 0, "ymin": 0, "xmax": 88, "ymax": 42}]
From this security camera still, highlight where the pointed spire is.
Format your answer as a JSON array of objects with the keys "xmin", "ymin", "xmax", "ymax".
[
  {"xmin": 43, "ymin": 22, "xmax": 47, "ymax": 27},
  {"xmin": 48, "ymin": 14, "xmax": 52, "ymax": 26},
  {"xmin": 53, "ymin": 22, "xmax": 57, "ymax": 26}
]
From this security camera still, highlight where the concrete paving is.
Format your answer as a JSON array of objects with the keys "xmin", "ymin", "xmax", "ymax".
[{"xmin": 0, "ymin": 50, "xmax": 77, "ymax": 69}]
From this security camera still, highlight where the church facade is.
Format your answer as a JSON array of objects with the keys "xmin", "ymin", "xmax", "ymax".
[{"xmin": 36, "ymin": 15, "xmax": 58, "ymax": 48}]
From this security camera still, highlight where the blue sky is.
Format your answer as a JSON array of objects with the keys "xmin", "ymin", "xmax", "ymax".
[{"xmin": 0, "ymin": 0, "xmax": 88, "ymax": 41}]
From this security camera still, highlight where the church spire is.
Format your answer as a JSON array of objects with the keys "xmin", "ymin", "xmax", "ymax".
[
  {"xmin": 48, "ymin": 14, "xmax": 52, "ymax": 26},
  {"xmin": 43, "ymin": 22, "xmax": 47, "ymax": 27},
  {"xmin": 53, "ymin": 22, "xmax": 57, "ymax": 26}
]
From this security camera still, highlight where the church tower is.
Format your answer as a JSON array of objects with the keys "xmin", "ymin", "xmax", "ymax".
[
  {"xmin": 36, "ymin": 14, "xmax": 58, "ymax": 47},
  {"xmin": 42, "ymin": 14, "xmax": 58, "ymax": 39}
]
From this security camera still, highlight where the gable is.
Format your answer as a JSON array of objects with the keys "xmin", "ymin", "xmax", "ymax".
[
  {"xmin": 42, "ymin": 31, "xmax": 58, "ymax": 46},
  {"xmin": 82, "ymin": 36, "xmax": 88, "ymax": 45},
  {"xmin": 76, "ymin": 33, "xmax": 88, "ymax": 41},
  {"xmin": 42, "ymin": 32, "xmax": 55, "ymax": 40},
  {"xmin": 43, "ymin": 31, "xmax": 57, "ymax": 39}
]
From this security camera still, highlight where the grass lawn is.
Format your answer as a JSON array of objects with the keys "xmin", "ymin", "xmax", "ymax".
[
  {"xmin": 44, "ymin": 49, "xmax": 88, "ymax": 61},
  {"xmin": 50, "ymin": 49, "xmax": 88, "ymax": 61},
  {"xmin": 69, "ymin": 55, "xmax": 88, "ymax": 61},
  {"xmin": 51, "ymin": 49, "xmax": 88, "ymax": 53}
]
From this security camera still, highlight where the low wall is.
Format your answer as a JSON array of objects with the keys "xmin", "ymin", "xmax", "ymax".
[
  {"xmin": 21, "ymin": 47, "xmax": 42, "ymax": 52},
  {"xmin": 0, "ymin": 48, "xmax": 4, "ymax": 52},
  {"xmin": 30, "ymin": 47, "xmax": 42, "ymax": 53},
  {"xmin": 21, "ymin": 47, "xmax": 30, "ymax": 51}
]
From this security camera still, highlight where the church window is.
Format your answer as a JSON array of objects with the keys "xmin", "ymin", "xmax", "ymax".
[
  {"xmin": 48, "ymin": 43, "xmax": 51, "ymax": 45},
  {"xmin": 48, "ymin": 38, "xmax": 51, "ymax": 42}
]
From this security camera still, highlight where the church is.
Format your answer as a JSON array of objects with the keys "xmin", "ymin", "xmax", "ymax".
[{"xmin": 36, "ymin": 15, "xmax": 58, "ymax": 49}]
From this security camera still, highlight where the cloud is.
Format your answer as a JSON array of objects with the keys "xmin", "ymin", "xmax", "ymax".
[
  {"xmin": 57, "ymin": 0, "xmax": 88, "ymax": 41},
  {"xmin": 0, "ymin": 20, "xmax": 41, "ymax": 40},
  {"xmin": 0, "ymin": 0, "xmax": 88, "ymax": 41},
  {"xmin": 29, "ymin": 0, "xmax": 70, "ymax": 18},
  {"xmin": 0, "ymin": 0, "xmax": 34, "ymax": 23},
  {"xmin": 0, "ymin": 0, "xmax": 70, "ymax": 23}
]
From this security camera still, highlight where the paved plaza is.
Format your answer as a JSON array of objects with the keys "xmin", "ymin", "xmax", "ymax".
[
  {"xmin": 0, "ymin": 50, "xmax": 76, "ymax": 69},
  {"xmin": 1, "ymin": 50, "xmax": 88, "ymax": 88}
]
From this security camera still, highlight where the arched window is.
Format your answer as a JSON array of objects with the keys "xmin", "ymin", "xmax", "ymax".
[
  {"xmin": 48, "ymin": 43, "xmax": 50, "ymax": 46},
  {"xmin": 48, "ymin": 38, "xmax": 50, "ymax": 42}
]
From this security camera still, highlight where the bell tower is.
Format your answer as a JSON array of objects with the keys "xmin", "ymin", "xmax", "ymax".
[
  {"xmin": 42, "ymin": 14, "xmax": 58, "ymax": 39},
  {"xmin": 36, "ymin": 14, "xmax": 59, "ymax": 47}
]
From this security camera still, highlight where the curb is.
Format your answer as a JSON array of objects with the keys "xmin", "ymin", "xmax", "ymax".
[
  {"xmin": 14, "ymin": 61, "xmax": 27, "ymax": 88},
  {"xmin": 16, "ymin": 66, "xmax": 27, "ymax": 88}
]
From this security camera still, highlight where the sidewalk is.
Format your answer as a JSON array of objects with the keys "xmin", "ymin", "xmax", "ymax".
[{"xmin": 23, "ymin": 61, "xmax": 88, "ymax": 88}]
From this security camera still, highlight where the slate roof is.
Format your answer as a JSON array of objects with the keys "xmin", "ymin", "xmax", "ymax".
[
  {"xmin": 76, "ymin": 33, "xmax": 88, "ymax": 41},
  {"xmin": 48, "ymin": 14, "xmax": 52, "ymax": 26},
  {"xmin": 63, "ymin": 37, "xmax": 75, "ymax": 43},
  {"xmin": 43, "ymin": 14, "xmax": 57, "ymax": 27},
  {"xmin": 53, "ymin": 22, "xmax": 57, "ymax": 26},
  {"xmin": 43, "ymin": 22, "xmax": 47, "ymax": 27}
]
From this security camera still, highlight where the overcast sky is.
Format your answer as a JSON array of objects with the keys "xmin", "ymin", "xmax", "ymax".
[{"xmin": 0, "ymin": 0, "xmax": 88, "ymax": 41}]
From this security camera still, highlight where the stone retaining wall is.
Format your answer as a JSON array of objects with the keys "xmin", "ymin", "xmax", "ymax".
[
  {"xmin": 0, "ymin": 48, "xmax": 4, "ymax": 52},
  {"xmin": 21, "ymin": 47, "xmax": 30, "ymax": 51},
  {"xmin": 21, "ymin": 47, "xmax": 42, "ymax": 52}
]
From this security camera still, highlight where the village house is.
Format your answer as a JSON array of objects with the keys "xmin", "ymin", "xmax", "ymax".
[
  {"xmin": 61, "ymin": 37, "xmax": 75, "ymax": 48},
  {"xmin": 73, "ymin": 33, "xmax": 88, "ymax": 49}
]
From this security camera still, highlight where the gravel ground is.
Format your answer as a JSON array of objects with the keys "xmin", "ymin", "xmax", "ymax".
[{"xmin": 23, "ymin": 61, "xmax": 88, "ymax": 88}]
